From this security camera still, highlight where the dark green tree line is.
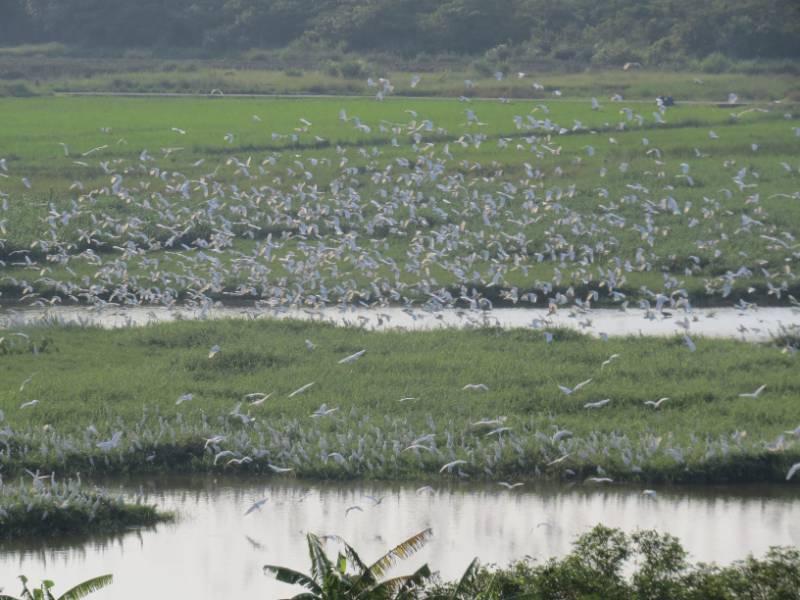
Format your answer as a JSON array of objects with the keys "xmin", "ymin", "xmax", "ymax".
[{"xmin": 3, "ymin": 0, "xmax": 798, "ymax": 63}]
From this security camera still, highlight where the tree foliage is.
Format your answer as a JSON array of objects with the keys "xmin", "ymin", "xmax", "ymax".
[{"xmin": 2, "ymin": 0, "xmax": 798, "ymax": 63}]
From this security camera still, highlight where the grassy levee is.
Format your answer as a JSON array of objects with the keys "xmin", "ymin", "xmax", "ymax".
[
  {"xmin": 0, "ymin": 55, "xmax": 797, "ymax": 101},
  {"xmin": 0, "ymin": 477, "xmax": 172, "ymax": 540},
  {"xmin": 0, "ymin": 319, "xmax": 797, "ymax": 484}
]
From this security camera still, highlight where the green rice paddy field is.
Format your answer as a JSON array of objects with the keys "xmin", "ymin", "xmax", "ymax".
[{"xmin": 0, "ymin": 91, "xmax": 798, "ymax": 305}]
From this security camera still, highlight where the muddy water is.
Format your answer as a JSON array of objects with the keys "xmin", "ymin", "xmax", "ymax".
[
  {"xmin": 2, "ymin": 478, "xmax": 798, "ymax": 599},
  {"xmin": 2, "ymin": 305, "xmax": 799, "ymax": 341}
]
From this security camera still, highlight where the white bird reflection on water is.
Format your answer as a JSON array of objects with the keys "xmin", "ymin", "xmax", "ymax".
[{"xmin": 2, "ymin": 477, "xmax": 799, "ymax": 599}]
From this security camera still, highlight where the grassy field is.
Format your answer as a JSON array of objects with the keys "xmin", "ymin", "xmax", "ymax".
[
  {"xmin": 0, "ymin": 92, "xmax": 798, "ymax": 309},
  {"xmin": 0, "ymin": 319, "xmax": 797, "ymax": 483},
  {"xmin": 0, "ymin": 53, "xmax": 798, "ymax": 101}
]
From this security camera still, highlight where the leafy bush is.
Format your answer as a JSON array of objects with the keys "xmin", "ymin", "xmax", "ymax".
[
  {"xmin": 699, "ymin": 52, "xmax": 732, "ymax": 74},
  {"xmin": 338, "ymin": 60, "xmax": 369, "ymax": 79},
  {"xmin": 426, "ymin": 526, "xmax": 800, "ymax": 599}
]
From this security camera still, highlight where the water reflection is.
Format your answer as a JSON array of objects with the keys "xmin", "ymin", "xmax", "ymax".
[{"xmin": 1, "ymin": 477, "xmax": 798, "ymax": 599}]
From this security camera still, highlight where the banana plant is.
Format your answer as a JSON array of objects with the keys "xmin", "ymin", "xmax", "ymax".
[
  {"xmin": 0, "ymin": 574, "xmax": 112, "ymax": 600},
  {"xmin": 425, "ymin": 558, "xmax": 501, "ymax": 600},
  {"xmin": 264, "ymin": 528, "xmax": 433, "ymax": 599}
]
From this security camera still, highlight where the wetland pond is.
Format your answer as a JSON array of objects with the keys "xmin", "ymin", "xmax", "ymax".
[{"xmin": 2, "ymin": 477, "xmax": 799, "ymax": 598}]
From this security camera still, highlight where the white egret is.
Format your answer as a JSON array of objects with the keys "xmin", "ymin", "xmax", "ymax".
[
  {"xmin": 739, "ymin": 385, "xmax": 766, "ymax": 398},
  {"xmin": 338, "ymin": 349, "xmax": 366, "ymax": 364},
  {"xmin": 288, "ymin": 382, "xmax": 315, "ymax": 398},
  {"xmin": 558, "ymin": 379, "xmax": 592, "ymax": 395}
]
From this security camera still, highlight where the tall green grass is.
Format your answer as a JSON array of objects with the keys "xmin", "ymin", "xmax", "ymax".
[{"xmin": 0, "ymin": 320, "xmax": 796, "ymax": 483}]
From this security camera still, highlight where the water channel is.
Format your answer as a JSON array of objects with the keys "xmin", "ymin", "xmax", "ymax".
[
  {"xmin": 2, "ymin": 477, "xmax": 798, "ymax": 598},
  {"xmin": 2, "ymin": 304, "xmax": 799, "ymax": 341}
]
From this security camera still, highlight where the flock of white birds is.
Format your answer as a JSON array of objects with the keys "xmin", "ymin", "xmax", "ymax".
[
  {"xmin": 0, "ymin": 79, "xmax": 799, "ymax": 494},
  {"xmin": 0, "ymin": 85, "xmax": 798, "ymax": 323}
]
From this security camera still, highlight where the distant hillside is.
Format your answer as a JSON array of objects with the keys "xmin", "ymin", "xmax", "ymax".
[{"xmin": 2, "ymin": 0, "xmax": 798, "ymax": 66}]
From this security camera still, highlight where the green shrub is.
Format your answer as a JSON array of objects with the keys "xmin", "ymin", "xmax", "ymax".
[
  {"xmin": 699, "ymin": 52, "xmax": 732, "ymax": 74},
  {"xmin": 338, "ymin": 60, "xmax": 368, "ymax": 79},
  {"xmin": 426, "ymin": 526, "xmax": 800, "ymax": 599}
]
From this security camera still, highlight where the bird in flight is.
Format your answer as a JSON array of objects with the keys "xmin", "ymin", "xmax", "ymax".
[
  {"xmin": 203, "ymin": 435, "xmax": 225, "ymax": 449},
  {"xmin": 244, "ymin": 498, "xmax": 268, "ymax": 516},
  {"xmin": 268, "ymin": 464, "xmax": 294, "ymax": 473},
  {"xmin": 584, "ymin": 399, "xmax": 611, "ymax": 409},
  {"xmin": 498, "ymin": 482, "xmax": 524, "ymax": 490},
  {"xmin": 19, "ymin": 374, "xmax": 35, "ymax": 392},
  {"xmin": 311, "ymin": 403, "xmax": 338, "ymax": 417},
  {"xmin": 644, "ymin": 397, "xmax": 670, "ymax": 409},
  {"xmin": 288, "ymin": 382, "xmax": 315, "ymax": 397},
  {"xmin": 338, "ymin": 349, "xmax": 366, "ymax": 364},
  {"xmin": 462, "ymin": 383, "xmax": 489, "ymax": 391},
  {"xmin": 440, "ymin": 460, "xmax": 467, "ymax": 473},
  {"xmin": 558, "ymin": 379, "xmax": 592, "ymax": 395},
  {"xmin": 600, "ymin": 354, "xmax": 620, "ymax": 369},
  {"xmin": 739, "ymin": 385, "xmax": 766, "ymax": 398}
]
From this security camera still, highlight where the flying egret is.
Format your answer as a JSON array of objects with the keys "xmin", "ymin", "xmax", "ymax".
[
  {"xmin": 644, "ymin": 397, "xmax": 671, "ymax": 409},
  {"xmin": 268, "ymin": 464, "xmax": 294, "ymax": 473},
  {"xmin": 288, "ymin": 382, "xmax": 315, "ymax": 398},
  {"xmin": 96, "ymin": 431, "xmax": 122, "ymax": 452},
  {"xmin": 739, "ymin": 385, "xmax": 766, "ymax": 398},
  {"xmin": 338, "ymin": 349, "xmax": 366, "ymax": 364},
  {"xmin": 462, "ymin": 383, "xmax": 489, "ymax": 391},
  {"xmin": 311, "ymin": 403, "xmax": 338, "ymax": 417},
  {"xmin": 498, "ymin": 482, "xmax": 524, "ymax": 489},
  {"xmin": 213, "ymin": 450, "xmax": 235, "ymax": 465},
  {"xmin": 558, "ymin": 379, "xmax": 592, "ymax": 395},
  {"xmin": 203, "ymin": 435, "xmax": 225, "ymax": 449},
  {"xmin": 584, "ymin": 399, "xmax": 611, "ymax": 409},
  {"xmin": 244, "ymin": 498, "xmax": 268, "ymax": 516},
  {"xmin": 439, "ymin": 460, "xmax": 467, "ymax": 473},
  {"xmin": 19, "ymin": 374, "xmax": 34, "ymax": 392},
  {"xmin": 600, "ymin": 354, "xmax": 620, "ymax": 369}
]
